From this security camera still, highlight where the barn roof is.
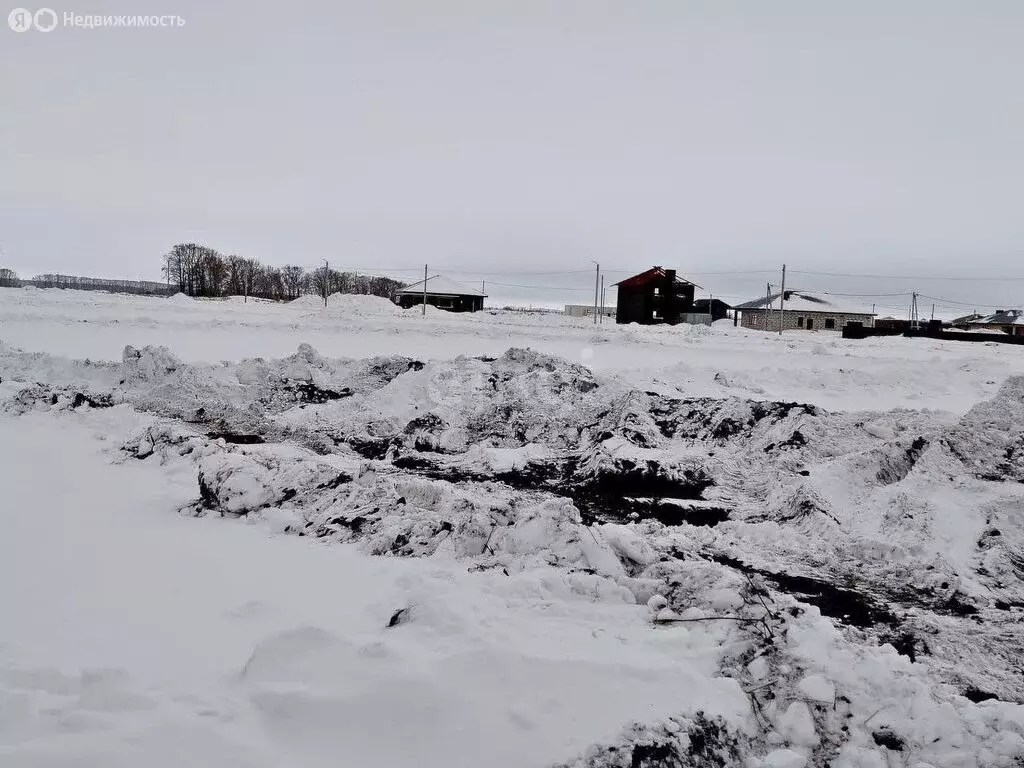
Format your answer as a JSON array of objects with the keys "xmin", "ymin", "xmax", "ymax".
[
  {"xmin": 733, "ymin": 290, "xmax": 875, "ymax": 315},
  {"xmin": 397, "ymin": 275, "xmax": 487, "ymax": 298},
  {"xmin": 614, "ymin": 267, "xmax": 702, "ymax": 290}
]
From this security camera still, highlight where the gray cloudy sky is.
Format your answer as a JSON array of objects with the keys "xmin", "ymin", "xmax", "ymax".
[{"xmin": 2, "ymin": 1, "xmax": 1023, "ymax": 309}]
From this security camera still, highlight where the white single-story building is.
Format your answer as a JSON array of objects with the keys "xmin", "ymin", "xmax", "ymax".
[{"xmin": 734, "ymin": 291, "xmax": 876, "ymax": 332}]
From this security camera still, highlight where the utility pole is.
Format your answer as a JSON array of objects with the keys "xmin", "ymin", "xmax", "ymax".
[
  {"xmin": 764, "ymin": 282, "xmax": 772, "ymax": 331},
  {"xmin": 600, "ymin": 274, "xmax": 605, "ymax": 324},
  {"xmin": 323, "ymin": 259, "xmax": 329, "ymax": 307},
  {"xmin": 423, "ymin": 264, "xmax": 428, "ymax": 316},
  {"xmin": 778, "ymin": 264, "xmax": 786, "ymax": 336},
  {"xmin": 592, "ymin": 261, "xmax": 600, "ymax": 325}
]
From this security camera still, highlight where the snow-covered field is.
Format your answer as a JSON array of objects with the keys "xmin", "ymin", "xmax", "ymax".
[{"xmin": 2, "ymin": 286, "xmax": 1024, "ymax": 768}]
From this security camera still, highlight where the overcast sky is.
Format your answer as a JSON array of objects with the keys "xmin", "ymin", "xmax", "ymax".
[{"xmin": 2, "ymin": 1, "xmax": 1023, "ymax": 309}]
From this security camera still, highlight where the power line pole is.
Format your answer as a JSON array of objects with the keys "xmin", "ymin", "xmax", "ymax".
[
  {"xmin": 600, "ymin": 274, "xmax": 605, "ymax": 324},
  {"xmin": 423, "ymin": 264, "xmax": 428, "ymax": 316},
  {"xmin": 764, "ymin": 282, "xmax": 771, "ymax": 331},
  {"xmin": 778, "ymin": 263, "xmax": 787, "ymax": 336},
  {"xmin": 592, "ymin": 261, "xmax": 600, "ymax": 325},
  {"xmin": 323, "ymin": 259, "xmax": 329, "ymax": 307}
]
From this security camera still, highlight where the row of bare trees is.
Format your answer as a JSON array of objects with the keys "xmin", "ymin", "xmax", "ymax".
[{"xmin": 162, "ymin": 244, "xmax": 404, "ymax": 302}]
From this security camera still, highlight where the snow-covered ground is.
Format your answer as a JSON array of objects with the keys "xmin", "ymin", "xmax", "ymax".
[
  {"xmin": 2, "ymin": 286, "xmax": 1022, "ymax": 412},
  {"xmin": 2, "ymin": 287, "xmax": 1024, "ymax": 768}
]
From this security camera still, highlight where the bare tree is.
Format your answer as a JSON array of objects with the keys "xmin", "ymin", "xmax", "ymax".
[
  {"xmin": 0, "ymin": 267, "xmax": 20, "ymax": 288},
  {"xmin": 282, "ymin": 265, "xmax": 305, "ymax": 301}
]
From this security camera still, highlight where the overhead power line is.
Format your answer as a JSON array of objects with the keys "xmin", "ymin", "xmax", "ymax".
[
  {"xmin": 790, "ymin": 269, "xmax": 1024, "ymax": 281},
  {"xmin": 917, "ymin": 294, "xmax": 997, "ymax": 309},
  {"xmin": 484, "ymin": 280, "xmax": 594, "ymax": 292},
  {"xmin": 818, "ymin": 291, "xmax": 912, "ymax": 298}
]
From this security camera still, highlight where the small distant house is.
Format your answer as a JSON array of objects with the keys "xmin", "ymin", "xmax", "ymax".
[
  {"xmin": 734, "ymin": 290, "xmax": 875, "ymax": 332},
  {"xmin": 614, "ymin": 267, "xmax": 698, "ymax": 325},
  {"xmin": 564, "ymin": 304, "xmax": 615, "ymax": 319},
  {"xmin": 396, "ymin": 275, "xmax": 486, "ymax": 312},
  {"xmin": 691, "ymin": 298, "xmax": 732, "ymax": 323},
  {"xmin": 968, "ymin": 309, "xmax": 1024, "ymax": 336}
]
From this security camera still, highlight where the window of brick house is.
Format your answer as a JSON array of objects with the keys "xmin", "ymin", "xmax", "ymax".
[
  {"xmin": 797, "ymin": 317, "xmax": 804, "ymax": 328},
  {"xmin": 824, "ymin": 318, "xmax": 835, "ymax": 329}
]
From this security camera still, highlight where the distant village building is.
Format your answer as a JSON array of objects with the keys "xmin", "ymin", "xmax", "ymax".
[
  {"xmin": 968, "ymin": 309, "xmax": 1024, "ymax": 336},
  {"xmin": 614, "ymin": 267, "xmax": 697, "ymax": 325},
  {"xmin": 734, "ymin": 291, "xmax": 875, "ymax": 332},
  {"xmin": 396, "ymin": 275, "xmax": 486, "ymax": 312},
  {"xmin": 691, "ymin": 298, "xmax": 733, "ymax": 323},
  {"xmin": 564, "ymin": 304, "xmax": 615, "ymax": 319}
]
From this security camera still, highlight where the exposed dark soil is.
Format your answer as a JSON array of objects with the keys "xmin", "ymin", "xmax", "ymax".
[
  {"xmin": 876, "ymin": 437, "xmax": 929, "ymax": 485},
  {"xmin": 207, "ymin": 432, "xmax": 265, "ymax": 444},
  {"xmin": 650, "ymin": 397, "xmax": 820, "ymax": 442},
  {"xmin": 70, "ymin": 392, "xmax": 115, "ymax": 409},
  {"xmin": 962, "ymin": 687, "xmax": 1001, "ymax": 703},
  {"xmin": 386, "ymin": 451, "xmax": 724, "ymax": 527},
  {"xmin": 282, "ymin": 380, "xmax": 351, "ymax": 404},
  {"xmin": 708, "ymin": 553, "xmax": 898, "ymax": 629}
]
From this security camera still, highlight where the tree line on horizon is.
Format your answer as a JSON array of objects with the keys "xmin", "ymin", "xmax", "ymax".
[
  {"xmin": 0, "ymin": 267, "xmax": 169, "ymax": 295},
  {"xmin": 162, "ymin": 243, "xmax": 405, "ymax": 302},
  {"xmin": 0, "ymin": 247, "xmax": 406, "ymax": 303}
]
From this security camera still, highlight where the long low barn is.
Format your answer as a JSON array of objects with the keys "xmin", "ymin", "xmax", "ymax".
[
  {"xmin": 396, "ymin": 275, "xmax": 487, "ymax": 312},
  {"xmin": 734, "ymin": 291, "xmax": 875, "ymax": 332}
]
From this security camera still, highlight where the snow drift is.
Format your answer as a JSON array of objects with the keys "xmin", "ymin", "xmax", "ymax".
[{"xmin": 3, "ymin": 338, "xmax": 1024, "ymax": 767}]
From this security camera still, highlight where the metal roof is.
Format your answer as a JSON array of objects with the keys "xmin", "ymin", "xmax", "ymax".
[
  {"xmin": 733, "ymin": 291, "xmax": 875, "ymax": 315},
  {"xmin": 397, "ymin": 275, "xmax": 487, "ymax": 297},
  {"xmin": 969, "ymin": 310, "xmax": 1024, "ymax": 326}
]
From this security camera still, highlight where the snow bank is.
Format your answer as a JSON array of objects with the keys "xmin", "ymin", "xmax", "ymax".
[
  {"xmin": 3, "ymin": 331, "xmax": 1024, "ymax": 766},
  {"xmin": 289, "ymin": 292, "xmax": 404, "ymax": 316},
  {"xmin": 328, "ymin": 292, "xmax": 404, "ymax": 316},
  {"xmin": 288, "ymin": 293, "xmax": 325, "ymax": 308}
]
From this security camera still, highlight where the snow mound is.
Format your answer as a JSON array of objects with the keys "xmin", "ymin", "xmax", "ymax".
[
  {"xmin": 945, "ymin": 375, "xmax": 1024, "ymax": 482},
  {"xmin": 166, "ymin": 292, "xmax": 194, "ymax": 303},
  {"xmin": 288, "ymin": 293, "xmax": 404, "ymax": 316},
  {"xmin": 288, "ymin": 294, "xmax": 326, "ymax": 308},
  {"xmin": 328, "ymin": 293, "xmax": 404, "ymax": 316},
  {"xmin": 681, "ymin": 322, "xmax": 715, "ymax": 338}
]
